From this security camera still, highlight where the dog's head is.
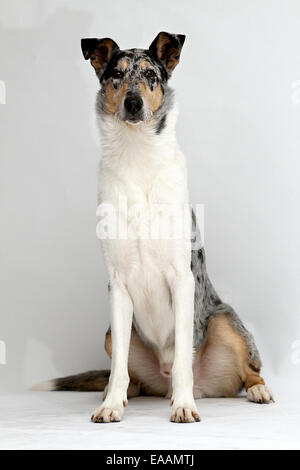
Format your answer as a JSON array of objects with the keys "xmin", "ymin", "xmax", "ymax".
[{"xmin": 81, "ymin": 32, "xmax": 185, "ymax": 125}]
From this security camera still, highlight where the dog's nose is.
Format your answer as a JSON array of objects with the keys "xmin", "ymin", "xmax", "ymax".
[{"xmin": 124, "ymin": 94, "xmax": 143, "ymax": 115}]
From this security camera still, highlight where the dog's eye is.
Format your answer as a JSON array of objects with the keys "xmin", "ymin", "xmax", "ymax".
[
  {"xmin": 144, "ymin": 69, "xmax": 156, "ymax": 79},
  {"xmin": 111, "ymin": 69, "xmax": 124, "ymax": 79}
]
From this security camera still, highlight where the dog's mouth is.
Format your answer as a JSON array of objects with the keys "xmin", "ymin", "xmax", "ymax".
[
  {"xmin": 121, "ymin": 109, "xmax": 153, "ymax": 126},
  {"xmin": 124, "ymin": 114, "xmax": 144, "ymax": 125}
]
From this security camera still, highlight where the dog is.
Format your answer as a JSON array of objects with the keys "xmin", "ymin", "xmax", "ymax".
[{"xmin": 33, "ymin": 32, "xmax": 274, "ymax": 423}]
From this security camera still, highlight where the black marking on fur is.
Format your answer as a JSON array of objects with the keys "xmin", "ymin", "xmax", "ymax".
[
  {"xmin": 156, "ymin": 114, "xmax": 166, "ymax": 134},
  {"xmin": 197, "ymin": 249, "xmax": 204, "ymax": 263}
]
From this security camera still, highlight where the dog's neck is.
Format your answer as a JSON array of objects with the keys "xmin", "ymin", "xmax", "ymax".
[{"xmin": 97, "ymin": 103, "xmax": 180, "ymax": 173}]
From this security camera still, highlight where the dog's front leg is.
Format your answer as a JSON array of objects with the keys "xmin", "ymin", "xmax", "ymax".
[
  {"xmin": 168, "ymin": 269, "xmax": 200, "ymax": 423},
  {"xmin": 91, "ymin": 277, "xmax": 133, "ymax": 423}
]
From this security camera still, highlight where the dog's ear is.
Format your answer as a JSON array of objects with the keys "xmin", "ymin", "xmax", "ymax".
[
  {"xmin": 81, "ymin": 38, "xmax": 119, "ymax": 77},
  {"xmin": 149, "ymin": 32, "xmax": 185, "ymax": 77}
]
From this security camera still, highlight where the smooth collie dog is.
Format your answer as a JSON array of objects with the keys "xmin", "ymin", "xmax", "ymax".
[{"xmin": 33, "ymin": 32, "xmax": 274, "ymax": 423}]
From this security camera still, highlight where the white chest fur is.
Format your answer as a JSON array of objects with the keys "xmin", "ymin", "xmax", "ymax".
[{"xmin": 97, "ymin": 106, "xmax": 191, "ymax": 364}]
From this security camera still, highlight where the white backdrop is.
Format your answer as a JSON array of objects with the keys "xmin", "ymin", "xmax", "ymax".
[{"xmin": 0, "ymin": 0, "xmax": 299, "ymax": 395}]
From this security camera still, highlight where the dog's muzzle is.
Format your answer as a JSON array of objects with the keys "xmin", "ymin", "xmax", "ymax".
[{"xmin": 123, "ymin": 92, "xmax": 144, "ymax": 123}]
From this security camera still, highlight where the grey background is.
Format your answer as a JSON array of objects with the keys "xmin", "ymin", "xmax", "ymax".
[{"xmin": 0, "ymin": 0, "xmax": 299, "ymax": 393}]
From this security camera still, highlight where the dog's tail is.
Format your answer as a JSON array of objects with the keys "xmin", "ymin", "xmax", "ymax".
[{"xmin": 30, "ymin": 370, "xmax": 110, "ymax": 392}]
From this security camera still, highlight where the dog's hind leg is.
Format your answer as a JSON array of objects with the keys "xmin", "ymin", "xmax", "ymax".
[{"xmin": 193, "ymin": 310, "xmax": 274, "ymax": 403}]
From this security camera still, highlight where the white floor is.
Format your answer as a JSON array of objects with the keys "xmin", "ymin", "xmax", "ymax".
[{"xmin": 0, "ymin": 391, "xmax": 299, "ymax": 450}]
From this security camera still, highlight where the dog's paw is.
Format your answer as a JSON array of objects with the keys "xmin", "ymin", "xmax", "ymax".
[
  {"xmin": 91, "ymin": 400, "xmax": 126, "ymax": 423},
  {"xmin": 247, "ymin": 384, "xmax": 274, "ymax": 404},
  {"xmin": 170, "ymin": 400, "xmax": 201, "ymax": 423}
]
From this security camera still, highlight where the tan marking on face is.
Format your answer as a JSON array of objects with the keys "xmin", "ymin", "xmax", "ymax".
[
  {"xmin": 104, "ymin": 81, "xmax": 129, "ymax": 114},
  {"xmin": 118, "ymin": 59, "xmax": 128, "ymax": 71},
  {"xmin": 138, "ymin": 82, "xmax": 163, "ymax": 113},
  {"xmin": 139, "ymin": 59, "xmax": 150, "ymax": 70}
]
